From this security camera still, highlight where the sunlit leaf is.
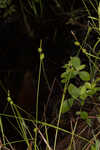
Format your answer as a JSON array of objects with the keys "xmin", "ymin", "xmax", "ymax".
[
  {"xmin": 78, "ymin": 64, "xmax": 86, "ymax": 70},
  {"xmin": 79, "ymin": 71, "xmax": 90, "ymax": 81},
  {"xmin": 86, "ymin": 89, "xmax": 96, "ymax": 95},
  {"xmin": 70, "ymin": 57, "xmax": 81, "ymax": 69},
  {"xmin": 68, "ymin": 83, "xmax": 80, "ymax": 98},
  {"xmin": 70, "ymin": 70, "xmax": 78, "ymax": 78},
  {"xmin": 84, "ymin": 82, "xmax": 91, "ymax": 89}
]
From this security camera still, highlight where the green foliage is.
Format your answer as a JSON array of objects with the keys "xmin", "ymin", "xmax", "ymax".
[
  {"xmin": 90, "ymin": 139, "xmax": 100, "ymax": 150},
  {"xmin": 78, "ymin": 111, "xmax": 88, "ymax": 119},
  {"xmin": 61, "ymin": 98, "xmax": 74, "ymax": 114},
  {"xmin": 70, "ymin": 56, "xmax": 81, "ymax": 69},
  {"xmin": 61, "ymin": 56, "xmax": 100, "ymax": 115},
  {"xmin": 79, "ymin": 71, "xmax": 90, "ymax": 81},
  {"xmin": 76, "ymin": 111, "xmax": 91, "ymax": 126},
  {"xmin": 68, "ymin": 83, "xmax": 80, "ymax": 99},
  {"xmin": 61, "ymin": 56, "xmax": 89, "ymax": 83}
]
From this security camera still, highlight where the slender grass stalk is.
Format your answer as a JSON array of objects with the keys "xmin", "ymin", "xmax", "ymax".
[
  {"xmin": 44, "ymin": 119, "xmax": 49, "ymax": 150},
  {"xmin": 42, "ymin": 61, "xmax": 50, "ymax": 91},
  {"xmin": 68, "ymin": 118, "xmax": 78, "ymax": 149},
  {"xmin": 88, "ymin": 0, "xmax": 97, "ymax": 13},
  {"xmin": 40, "ymin": 0, "xmax": 43, "ymax": 16},
  {"xmin": 0, "ymin": 113, "xmax": 91, "ymax": 144},
  {"xmin": 98, "ymin": 2, "xmax": 100, "ymax": 31},
  {"xmin": 34, "ymin": 57, "xmax": 42, "ymax": 150},
  {"xmin": 12, "ymin": 105, "xmax": 29, "ymax": 146},
  {"xmin": 82, "ymin": 0, "xmax": 96, "ymax": 27},
  {"xmin": 0, "ymin": 117, "xmax": 5, "ymax": 145},
  {"xmin": 35, "ymin": 40, "xmax": 44, "ymax": 150},
  {"xmin": 8, "ymin": 91, "xmax": 31, "ymax": 147},
  {"xmin": 53, "ymin": 83, "xmax": 67, "ymax": 150},
  {"xmin": 54, "ymin": 70, "xmax": 72, "ymax": 150}
]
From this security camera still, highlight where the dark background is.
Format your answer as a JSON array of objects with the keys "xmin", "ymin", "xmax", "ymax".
[{"xmin": 0, "ymin": 0, "xmax": 98, "ymax": 149}]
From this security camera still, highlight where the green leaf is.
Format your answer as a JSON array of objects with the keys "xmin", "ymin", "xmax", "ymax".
[
  {"xmin": 61, "ymin": 72, "xmax": 70, "ymax": 83},
  {"xmin": 86, "ymin": 89, "xmax": 97, "ymax": 95},
  {"xmin": 68, "ymin": 83, "xmax": 80, "ymax": 98},
  {"xmin": 80, "ymin": 85, "xmax": 86, "ymax": 95},
  {"xmin": 84, "ymin": 82, "xmax": 91, "ymax": 89},
  {"xmin": 70, "ymin": 70, "xmax": 78, "ymax": 78},
  {"xmin": 78, "ymin": 64, "xmax": 86, "ymax": 71},
  {"xmin": 80, "ymin": 111, "xmax": 88, "ymax": 120},
  {"xmin": 70, "ymin": 57, "xmax": 81, "ymax": 69},
  {"xmin": 79, "ymin": 71, "xmax": 90, "ymax": 81},
  {"xmin": 61, "ymin": 72, "xmax": 68, "ymax": 78},
  {"xmin": 61, "ymin": 78, "xmax": 68, "ymax": 83},
  {"xmin": 80, "ymin": 93, "xmax": 87, "ymax": 101},
  {"xmin": 95, "ymin": 87, "xmax": 100, "ymax": 91},
  {"xmin": 61, "ymin": 98, "xmax": 74, "ymax": 114}
]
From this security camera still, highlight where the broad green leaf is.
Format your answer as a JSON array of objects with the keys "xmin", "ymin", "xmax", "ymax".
[
  {"xmin": 68, "ymin": 83, "xmax": 80, "ymax": 98},
  {"xmin": 95, "ymin": 87, "xmax": 100, "ymax": 91},
  {"xmin": 61, "ymin": 98, "xmax": 74, "ymax": 114},
  {"xmin": 79, "ymin": 71, "xmax": 90, "ymax": 81},
  {"xmin": 80, "ymin": 85, "xmax": 86, "ymax": 95},
  {"xmin": 80, "ymin": 94, "xmax": 87, "ymax": 100},
  {"xmin": 80, "ymin": 111, "xmax": 88, "ymax": 120},
  {"xmin": 70, "ymin": 57, "xmax": 81, "ymax": 69},
  {"xmin": 78, "ymin": 64, "xmax": 86, "ymax": 71},
  {"xmin": 61, "ymin": 72, "xmax": 68, "ymax": 78},
  {"xmin": 70, "ymin": 70, "xmax": 78, "ymax": 78},
  {"xmin": 61, "ymin": 78, "xmax": 68, "ymax": 83},
  {"xmin": 85, "ymin": 82, "xmax": 91, "ymax": 89},
  {"xmin": 61, "ymin": 72, "xmax": 70, "ymax": 83},
  {"xmin": 86, "ymin": 89, "xmax": 96, "ymax": 95}
]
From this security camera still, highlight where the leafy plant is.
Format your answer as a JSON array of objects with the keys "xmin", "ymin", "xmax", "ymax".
[{"xmin": 61, "ymin": 56, "xmax": 100, "ymax": 115}]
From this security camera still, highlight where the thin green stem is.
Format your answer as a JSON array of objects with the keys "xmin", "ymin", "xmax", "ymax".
[
  {"xmin": 53, "ymin": 83, "xmax": 67, "ymax": 150},
  {"xmin": 35, "ymin": 58, "xmax": 42, "ymax": 150}
]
